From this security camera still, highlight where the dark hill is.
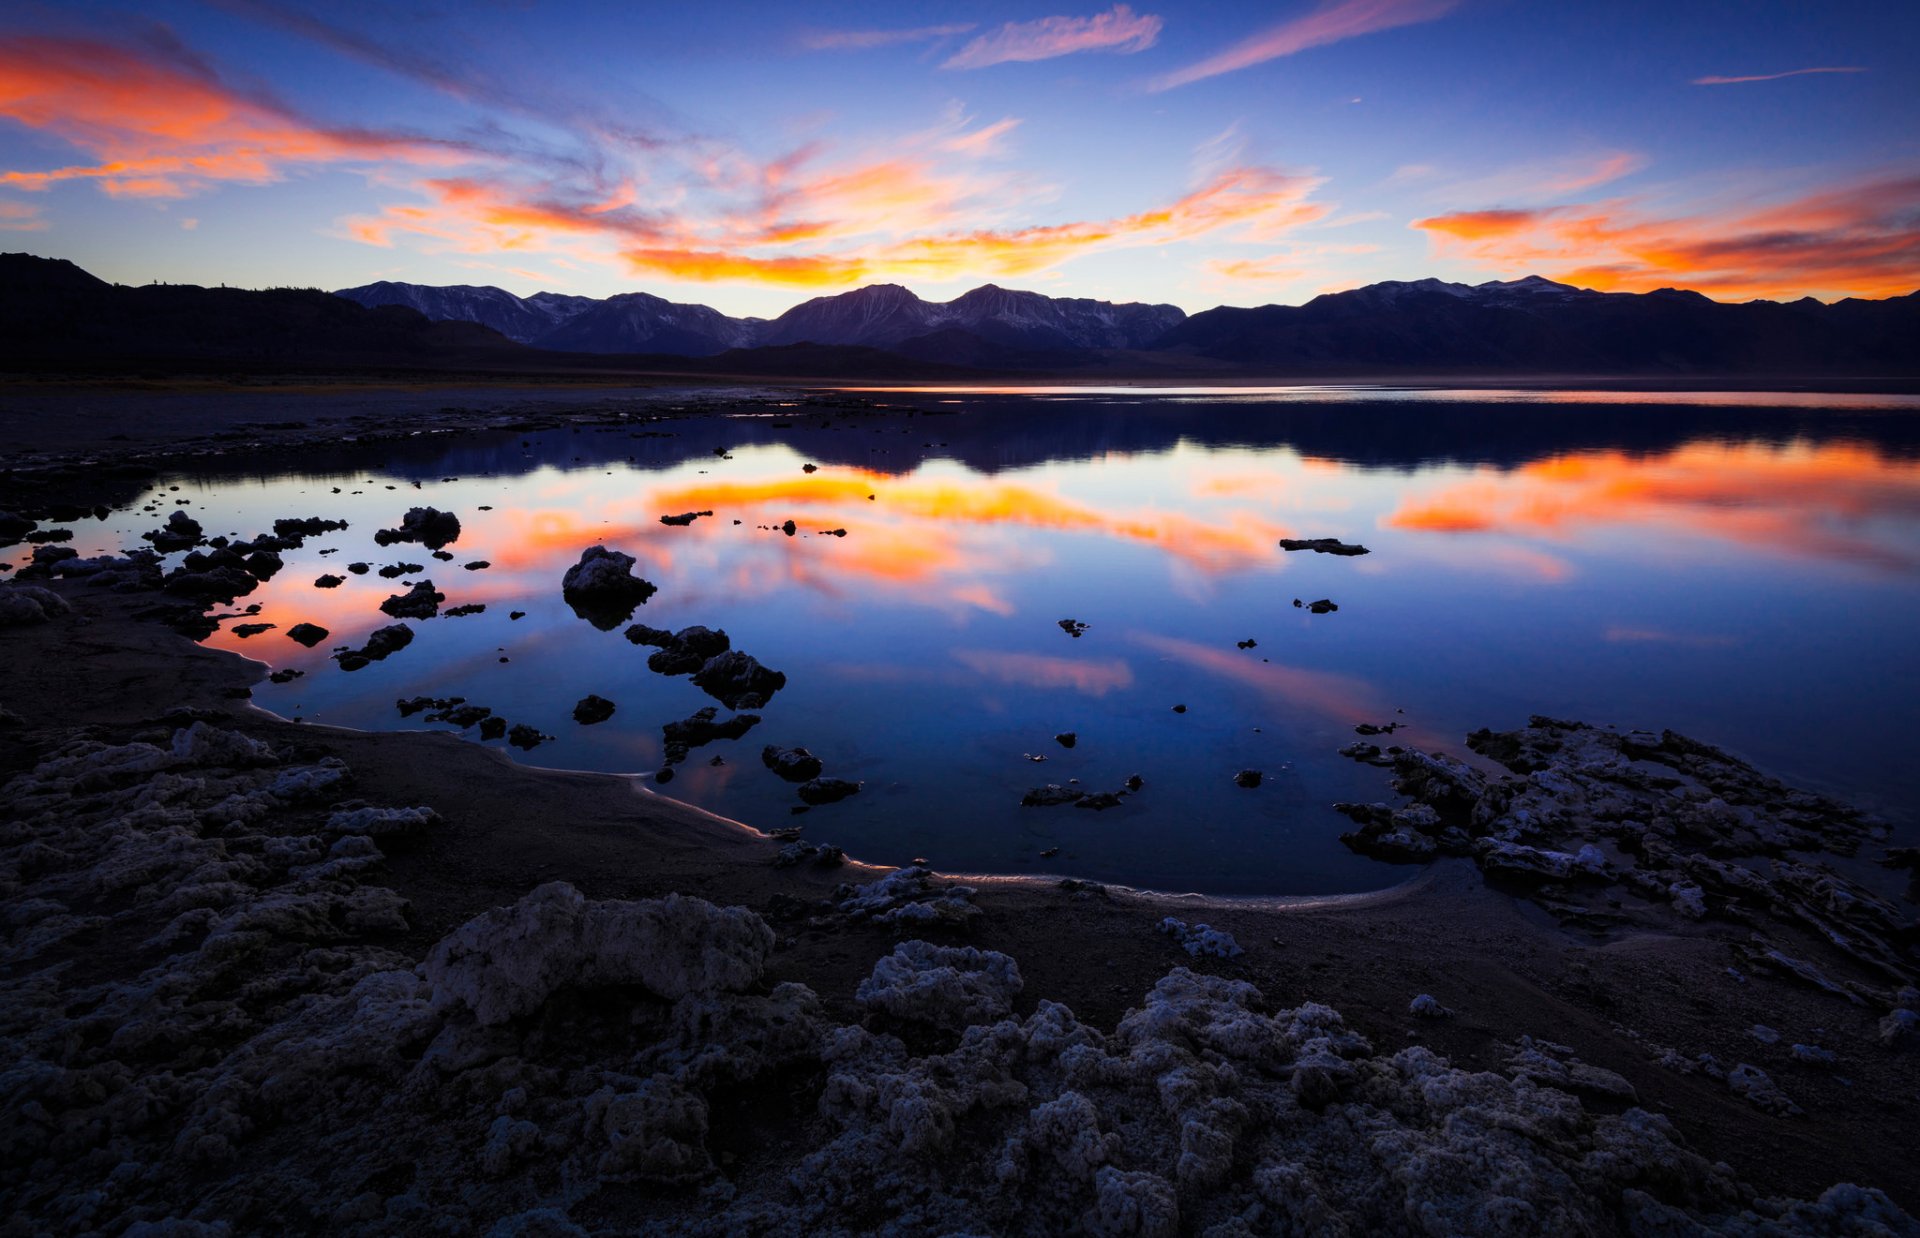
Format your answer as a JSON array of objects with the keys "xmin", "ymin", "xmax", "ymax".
[
  {"xmin": 0, "ymin": 253, "xmax": 520, "ymax": 368},
  {"xmin": 1156, "ymin": 279, "xmax": 1920, "ymax": 374}
]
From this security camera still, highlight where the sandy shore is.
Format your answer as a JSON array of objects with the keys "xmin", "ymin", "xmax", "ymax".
[{"xmin": 3, "ymin": 387, "xmax": 1916, "ymax": 1233}]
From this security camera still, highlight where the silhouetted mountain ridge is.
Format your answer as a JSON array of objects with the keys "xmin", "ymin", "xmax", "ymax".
[{"xmin": 5, "ymin": 253, "xmax": 1916, "ymax": 376}]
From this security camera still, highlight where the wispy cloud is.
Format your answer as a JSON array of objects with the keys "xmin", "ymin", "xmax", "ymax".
[
  {"xmin": 1693, "ymin": 66, "xmax": 1866, "ymax": 86},
  {"xmin": 1411, "ymin": 173, "xmax": 1920, "ymax": 300},
  {"xmin": 0, "ymin": 35, "xmax": 463, "ymax": 199},
  {"xmin": 943, "ymin": 5, "xmax": 1162, "ymax": 70},
  {"xmin": 1149, "ymin": 0, "xmax": 1456, "ymax": 92},
  {"xmin": 616, "ymin": 166, "xmax": 1329, "ymax": 286},
  {"xmin": 800, "ymin": 23, "xmax": 977, "ymax": 52},
  {"xmin": 0, "ymin": 199, "xmax": 46, "ymax": 230},
  {"xmin": 2, "ymin": 23, "xmax": 1331, "ymax": 295},
  {"xmin": 1418, "ymin": 151, "xmax": 1647, "ymax": 208}
]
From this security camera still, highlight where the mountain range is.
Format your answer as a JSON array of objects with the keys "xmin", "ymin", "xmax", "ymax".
[
  {"xmin": 335, "ymin": 272, "xmax": 1920, "ymax": 374},
  {"xmin": 2, "ymin": 252, "xmax": 1913, "ymax": 377},
  {"xmin": 335, "ymin": 279, "xmax": 1186, "ymax": 358}
]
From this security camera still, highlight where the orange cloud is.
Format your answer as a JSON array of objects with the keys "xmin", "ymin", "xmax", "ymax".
[
  {"xmin": 1388, "ymin": 440, "xmax": 1920, "ymax": 571},
  {"xmin": 1205, "ymin": 256, "xmax": 1306, "ymax": 284},
  {"xmin": 622, "ymin": 165, "xmax": 1329, "ymax": 287},
  {"xmin": 0, "ymin": 36, "xmax": 454, "ymax": 199},
  {"xmin": 943, "ymin": 6, "xmax": 1162, "ymax": 70},
  {"xmin": 1413, "ymin": 209, "xmax": 1539, "ymax": 241},
  {"xmin": 1150, "ymin": 0, "xmax": 1457, "ymax": 91},
  {"xmin": 951, "ymin": 649, "xmax": 1135, "ymax": 696},
  {"xmin": 1412, "ymin": 174, "xmax": 1920, "ymax": 300}
]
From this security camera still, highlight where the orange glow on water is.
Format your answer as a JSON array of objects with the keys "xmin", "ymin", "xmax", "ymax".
[{"xmin": 1387, "ymin": 440, "xmax": 1920, "ymax": 570}]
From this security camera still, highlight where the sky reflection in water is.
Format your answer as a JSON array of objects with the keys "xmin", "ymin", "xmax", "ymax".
[{"xmin": 59, "ymin": 393, "xmax": 1920, "ymax": 895}]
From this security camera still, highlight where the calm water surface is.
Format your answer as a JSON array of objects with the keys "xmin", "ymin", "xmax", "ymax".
[{"xmin": 46, "ymin": 389, "xmax": 1920, "ymax": 895}]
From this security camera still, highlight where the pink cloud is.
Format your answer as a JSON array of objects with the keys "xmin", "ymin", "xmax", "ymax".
[
  {"xmin": 1693, "ymin": 66, "xmax": 1866, "ymax": 86},
  {"xmin": 1150, "ymin": 0, "xmax": 1457, "ymax": 91},
  {"xmin": 800, "ymin": 23, "xmax": 978, "ymax": 51},
  {"xmin": 944, "ymin": 5, "xmax": 1162, "ymax": 70}
]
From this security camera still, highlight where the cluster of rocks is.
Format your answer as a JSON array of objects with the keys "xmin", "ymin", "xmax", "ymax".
[
  {"xmin": 1024, "ymin": 773, "xmax": 1144, "ymax": 811},
  {"xmin": 661, "ymin": 706, "xmax": 758, "ymax": 763},
  {"xmin": 1159, "ymin": 916, "xmax": 1245, "ymax": 958},
  {"xmin": 334, "ymin": 624, "xmax": 414, "ymax": 672},
  {"xmin": 626, "ymin": 622, "xmax": 788, "ymax": 711},
  {"xmin": 834, "ymin": 864, "xmax": 981, "ymax": 928},
  {"xmin": 394, "ymin": 695, "xmax": 551, "ymax": 744},
  {"xmin": 762, "ymin": 744, "xmax": 861, "ymax": 807},
  {"xmin": 3, "ymin": 759, "xmax": 1906, "ymax": 1235},
  {"xmin": 1336, "ymin": 716, "xmax": 1916, "ymax": 1016}
]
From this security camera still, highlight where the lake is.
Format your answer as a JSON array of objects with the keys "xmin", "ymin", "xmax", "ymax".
[{"xmin": 48, "ymin": 387, "xmax": 1920, "ymax": 895}]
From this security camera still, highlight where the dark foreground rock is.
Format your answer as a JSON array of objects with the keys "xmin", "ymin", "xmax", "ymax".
[
  {"xmin": 0, "ymin": 729, "xmax": 1908, "ymax": 1237},
  {"xmin": 1339, "ymin": 717, "xmax": 1916, "ymax": 1009}
]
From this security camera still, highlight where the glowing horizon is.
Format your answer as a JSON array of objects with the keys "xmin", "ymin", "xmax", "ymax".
[{"xmin": 1, "ymin": 2, "xmax": 1913, "ymax": 316}]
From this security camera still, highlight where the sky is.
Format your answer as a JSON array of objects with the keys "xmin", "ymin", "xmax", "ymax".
[{"xmin": 0, "ymin": 0, "xmax": 1915, "ymax": 316}]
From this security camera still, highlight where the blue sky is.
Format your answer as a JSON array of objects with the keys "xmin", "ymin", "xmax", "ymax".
[{"xmin": 1, "ymin": 0, "xmax": 1915, "ymax": 314}]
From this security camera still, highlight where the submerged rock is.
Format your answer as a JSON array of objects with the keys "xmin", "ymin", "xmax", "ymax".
[
  {"xmin": 798, "ymin": 776, "xmax": 861, "ymax": 806},
  {"xmin": 143, "ymin": 509, "xmax": 203, "ymax": 551},
  {"xmin": 1279, "ymin": 536, "xmax": 1369, "ymax": 555},
  {"xmin": 691, "ymin": 649, "xmax": 786, "ymax": 710},
  {"xmin": 508, "ymin": 724, "xmax": 550, "ymax": 750},
  {"xmin": 375, "ymin": 506, "xmax": 461, "ymax": 549},
  {"xmin": 572, "ymin": 695, "xmax": 616, "ymax": 725},
  {"xmin": 560, "ymin": 545, "xmax": 657, "ymax": 629},
  {"xmin": 379, "ymin": 579, "xmax": 443, "ymax": 619},
  {"xmin": 661, "ymin": 707, "xmax": 758, "ymax": 763},
  {"xmin": 336, "ymin": 623, "xmax": 414, "ymax": 671},
  {"xmin": 641, "ymin": 625, "xmax": 730, "ymax": 675},
  {"xmin": 761, "ymin": 745, "xmax": 824, "ymax": 783}
]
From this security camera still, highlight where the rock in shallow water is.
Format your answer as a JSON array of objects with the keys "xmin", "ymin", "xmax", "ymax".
[{"xmin": 560, "ymin": 545, "xmax": 656, "ymax": 629}]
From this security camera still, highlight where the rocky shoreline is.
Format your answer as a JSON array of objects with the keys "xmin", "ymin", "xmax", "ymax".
[{"xmin": 3, "ymin": 392, "xmax": 1919, "ymax": 1234}]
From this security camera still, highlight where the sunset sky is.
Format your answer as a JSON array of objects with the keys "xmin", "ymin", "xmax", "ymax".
[{"xmin": 1, "ymin": 0, "xmax": 1914, "ymax": 314}]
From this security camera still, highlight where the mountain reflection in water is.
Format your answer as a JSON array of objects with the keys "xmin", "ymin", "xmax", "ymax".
[{"xmin": 61, "ymin": 391, "xmax": 1919, "ymax": 895}]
